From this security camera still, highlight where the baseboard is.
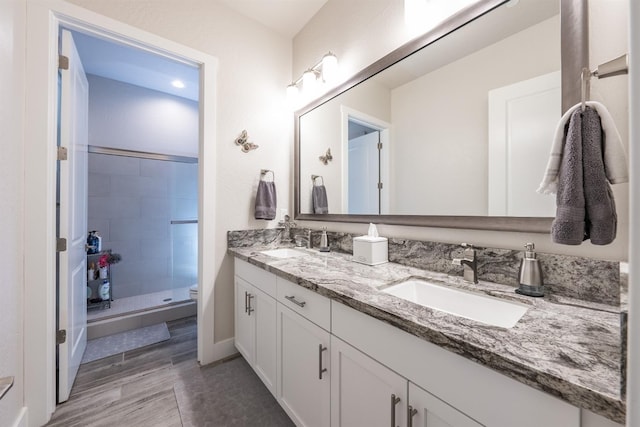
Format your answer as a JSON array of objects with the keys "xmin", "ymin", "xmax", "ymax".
[{"xmin": 11, "ymin": 407, "xmax": 28, "ymax": 427}]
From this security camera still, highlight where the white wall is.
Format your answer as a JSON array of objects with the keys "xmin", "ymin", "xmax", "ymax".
[
  {"xmin": 0, "ymin": 0, "xmax": 26, "ymax": 425},
  {"xmin": 67, "ymin": 0, "xmax": 293, "ymax": 343},
  {"xmin": 294, "ymin": 0, "xmax": 630, "ymax": 262},
  {"xmin": 391, "ymin": 16, "xmax": 559, "ymax": 215},
  {"xmin": 87, "ymin": 75, "xmax": 199, "ymax": 156}
]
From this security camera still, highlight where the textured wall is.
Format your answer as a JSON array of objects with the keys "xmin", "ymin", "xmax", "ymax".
[{"xmin": 0, "ymin": 0, "xmax": 25, "ymax": 424}]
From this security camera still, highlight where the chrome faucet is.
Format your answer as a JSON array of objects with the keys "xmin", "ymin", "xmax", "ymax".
[
  {"xmin": 277, "ymin": 214, "xmax": 296, "ymax": 243},
  {"xmin": 294, "ymin": 230, "xmax": 311, "ymax": 249},
  {"xmin": 452, "ymin": 243, "xmax": 478, "ymax": 284}
]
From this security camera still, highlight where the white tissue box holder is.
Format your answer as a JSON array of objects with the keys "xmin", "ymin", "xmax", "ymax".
[{"xmin": 353, "ymin": 236, "xmax": 388, "ymax": 265}]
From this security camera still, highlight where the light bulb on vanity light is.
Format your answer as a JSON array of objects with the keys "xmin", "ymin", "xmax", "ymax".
[
  {"xmin": 302, "ymin": 69, "xmax": 318, "ymax": 95},
  {"xmin": 321, "ymin": 52, "xmax": 338, "ymax": 84}
]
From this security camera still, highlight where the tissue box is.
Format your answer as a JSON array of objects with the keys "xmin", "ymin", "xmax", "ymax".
[{"xmin": 353, "ymin": 236, "xmax": 388, "ymax": 265}]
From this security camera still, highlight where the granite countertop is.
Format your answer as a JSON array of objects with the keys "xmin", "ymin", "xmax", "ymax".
[{"xmin": 228, "ymin": 245, "xmax": 624, "ymax": 424}]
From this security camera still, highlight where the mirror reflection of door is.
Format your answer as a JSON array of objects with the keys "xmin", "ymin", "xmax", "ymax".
[{"xmin": 348, "ymin": 122, "xmax": 381, "ymax": 214}]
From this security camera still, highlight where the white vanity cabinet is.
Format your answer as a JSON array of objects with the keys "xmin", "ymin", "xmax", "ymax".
[
  {"xmin": 331, "ymin": 301, "xmax": 581, "ymax": 427},
  {"xmin": 276, "ymin": 277, "xmax": 332, "ymax": 427},
  {"xmin": 331, "ymin": 336, "xmax": 407, "ymax": 427},
  {"xmin": 234, "ymin": 260, "xmax": 277, "ymax": 395},
  {"xmin": 233, "ymin": 257, "xmax": 619, "ymax": 427},
  {"xmin": 277, "ymin": 303, "xmax": 331, "ymax": 427},
  {"xmin": 331, "ymin": 335, "xmax": 481, "ymax": 427}
]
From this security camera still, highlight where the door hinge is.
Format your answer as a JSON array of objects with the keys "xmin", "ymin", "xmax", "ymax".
[
  {"xmin": 56, "ymin": 238, "xmax": 67, "ymax": 252},
  {"xmin": 57, "ymin": 146, "xmax": 68, "ymax": 161},
  {"xmin": 378, "ymin": 182, "xmax": 383, "ymax": 190},
  {"xmin": 377, "ymin": 142, "xmax": 383, "ymax": 150},
  {"xmin": 56, "ymin": 329, "xmax": 67, "ymax": 345},
  {"xmin": 58, "ymin": 55, "xmax": 69, "ymax": 70}
]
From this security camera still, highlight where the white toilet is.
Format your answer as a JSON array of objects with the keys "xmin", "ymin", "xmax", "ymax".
[{"xmin": 189, "ymin": 284, "xmax": 198, "ymax": 301}]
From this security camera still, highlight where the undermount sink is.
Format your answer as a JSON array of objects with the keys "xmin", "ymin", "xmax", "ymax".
[
  {"xmin": 382, "ymin": 279, "xmax": 528, "ymax": 328},
  {"xmin": 260, "ymin": 248, "xmax": 309, "ymax": 259}
]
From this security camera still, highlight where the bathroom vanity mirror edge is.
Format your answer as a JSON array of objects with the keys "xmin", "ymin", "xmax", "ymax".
[{"xmin": 294, "ymin": 0, "xmax": 587, "ymax": 233}]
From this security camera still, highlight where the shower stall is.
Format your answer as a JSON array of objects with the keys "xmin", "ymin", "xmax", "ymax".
[{"xmin": 86, "ymin": 146, "xmax": 198, "ymax": 322}]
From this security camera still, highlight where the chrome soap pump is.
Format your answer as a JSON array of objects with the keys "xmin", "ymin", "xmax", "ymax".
[
  {"xmin": 516, "ymin": 243, "xmax": 544, "ymax": 297},
  {"xmin": 319, "ymin": 227, "xmax": 330, "ymax": 252}
]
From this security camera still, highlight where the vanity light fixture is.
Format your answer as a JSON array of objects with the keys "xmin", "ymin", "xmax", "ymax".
[
  {"xmin": 171, "ymin": 79, "xmax": 185, "ymax": 89},
  {"xmin": 286, "ymin": 51, "xmax": 339, "ymax": 107}
]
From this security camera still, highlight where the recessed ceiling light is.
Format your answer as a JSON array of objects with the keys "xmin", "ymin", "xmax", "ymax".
[{"xmin": 172, "ymin": 79, "xmax": 185, "ymax": 89}]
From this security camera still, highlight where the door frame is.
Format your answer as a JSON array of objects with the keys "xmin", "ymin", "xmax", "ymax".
[
  {"xmin": 25, "ymin": 1, "xmax": 218, "ymax": 425},
  {"xmin": 340, "ymin": 106, "xmax": 391, "ymax": 214}
]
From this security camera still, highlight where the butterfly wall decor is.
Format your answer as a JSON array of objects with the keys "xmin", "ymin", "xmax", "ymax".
[
  {"xmin": 235, "ymin": 129, "xmax": 259, "ymax": 153},
  {"xmin": 319, "ymin": 148, "xmax": 332, "ymax": 165}
]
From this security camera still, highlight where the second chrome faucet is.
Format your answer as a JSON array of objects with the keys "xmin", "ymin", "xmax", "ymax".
[{"xmin": 452, "ymin": 243, "xmax": 478, "ymax": 284}]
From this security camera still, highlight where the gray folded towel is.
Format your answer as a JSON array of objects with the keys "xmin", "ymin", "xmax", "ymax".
[
  {"xmin": 551, "ymin": 107, "xmax": 585, "ymax": 245},
  {"xmin": 582, "ymin": 107, "xmax": 617, "ymax": 245},
  {"xmin": 312, "ymin": 185, "xmax": 328, "ymax": 214},
  {"xmin": 255, "ymin": 180, "xmax": 277, "ymax": 220},
  {"xmin": 551, "ymin": 107, "xmax": 617, "ymax": 245}
]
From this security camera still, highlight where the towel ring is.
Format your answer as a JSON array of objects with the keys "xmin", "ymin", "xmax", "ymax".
[
  {"xmin": 261, "ymin": 169, "xmax": 275, "ymax": 181},
  {"xmin": 311, "ymin": 175, "xmax": 324, "ymax": 186}
]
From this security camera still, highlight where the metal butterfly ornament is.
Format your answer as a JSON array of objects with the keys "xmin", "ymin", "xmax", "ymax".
[{"xmin": 235, "ymin": 130, "xmax": 259, "ymax": 153}]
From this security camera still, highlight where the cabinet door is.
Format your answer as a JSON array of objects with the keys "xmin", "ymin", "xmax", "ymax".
[
  {"xmin": 331, "ymin": 336, "xmax": 407, "ymax": 427},
  {"xmin": 277, "ymin": 304, "xmax": 331, "ymax": 427},
  {"xmin": 234, "ymin": 277, "xmax": 255, "ymax": 365},
  {"xmin": 408, "ymin": 382, "xmax": 483, "ymax": 427},
  {"xmin": 254, "ymin": 287, "xmax": 277, "ymax": 396}
]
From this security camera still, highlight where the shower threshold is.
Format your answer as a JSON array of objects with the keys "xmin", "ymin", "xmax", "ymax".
[{"xmin": 87, "ymin": 285, "xmax": 195, "ymax": 323}]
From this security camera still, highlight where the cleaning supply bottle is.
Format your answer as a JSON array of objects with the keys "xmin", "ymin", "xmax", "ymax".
[{"xmin": 516, "ymin": 243, "xmax": 544, "ymax": 297}]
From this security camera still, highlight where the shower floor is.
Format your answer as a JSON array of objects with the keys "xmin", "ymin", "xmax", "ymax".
[{"xmin": 87, "ymin": 285, "xmax": 194, "ymax": 322}]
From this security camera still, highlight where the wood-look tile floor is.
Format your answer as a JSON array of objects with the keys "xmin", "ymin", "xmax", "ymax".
[{"xmin": 47, "ymin": 317, "xmax": 294, "ymax": 427}]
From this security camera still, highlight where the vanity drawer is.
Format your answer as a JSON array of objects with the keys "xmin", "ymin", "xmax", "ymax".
[
  {"xmin": 235, "ymin": 258, "xmax": 277, "ymax": 297},
  {"xmin": 277, "ymin": 278, "xmax": 330, "ymax": 331}
]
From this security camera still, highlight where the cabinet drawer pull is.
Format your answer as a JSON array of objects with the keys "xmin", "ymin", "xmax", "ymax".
[
  {"xmin": 244, "ymin": 291, "xmax": 249, "ymax": 313},
  {"xmin": 285, "ymin": 295, "xmax": 306, "ymax": 307},
  {"xmin": 318, "ymin": 344, "xmax": 328, "ymax": 380},
  {"xmin": 247, "ymin": 293, "xmax": 255, "ymax": 315},
  {"xmin": 390, "ymin": 394, "xmax": 401, "ymax": 427},
  {"xmin": 407, "ymin": 405, "xmax": 418, "ymax": 427}
]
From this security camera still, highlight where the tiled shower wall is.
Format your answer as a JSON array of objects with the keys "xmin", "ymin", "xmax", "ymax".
[{"xmin": 88, "ymin": 152, "xmax": 198, "ymax": 299}]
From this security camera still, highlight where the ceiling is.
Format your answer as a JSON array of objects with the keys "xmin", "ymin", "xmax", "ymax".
[{"xmin": 70, "ymin": 0, "xmax": 327, "ymax": 102}]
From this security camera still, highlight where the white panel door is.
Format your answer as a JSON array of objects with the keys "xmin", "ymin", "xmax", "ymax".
[
  {"xmin": 58, "ymin": 29, "xmax": 89, "ymax": 402},
  {"xmin": 488, "ymin": 71, "xmax": 560, "ymax": 217},
  {"xmin": 331, "ymin": 336, "xmax": 407, "ymax": 427},
  {"xmin": 408, "ymin": 382, "xmax": 483, "ymax": 427},
  {"xmin": 254, "ymin": 287, "xmax": 277, "ymax": 396},
  {"xmin": 348, "ymin": 132, "xmax": 380, "ymax": 214},
  {"xmin": 277, "ymin": 304, "xmax": 331, "ymax": 427},
  {"xmin": 234, "ymin": 277, "xmax": 255, "ymax": 365}
]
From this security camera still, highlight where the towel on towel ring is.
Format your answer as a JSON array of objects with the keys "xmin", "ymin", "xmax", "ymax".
[
  {"xmin": 551, "ymin": 106, "xmax": 618, "ymax": 245},
  {"xmin": 312, "ymin": 185, "xmax": 329, "ymax": 214},
  {"xmin": 255, "ymin": 180, "xmax": 277, "ymax": 220}
]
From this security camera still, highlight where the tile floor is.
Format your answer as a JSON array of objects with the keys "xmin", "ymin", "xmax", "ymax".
[
  {"xmin": 87, "ymin": 286, "xmax": 193, "ymax": 322},
  {"xmin": 47, "ymin": 316, "xmax": 293, "ymax": 427}
]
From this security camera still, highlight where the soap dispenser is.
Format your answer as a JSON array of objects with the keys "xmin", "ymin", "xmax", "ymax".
[{"xmin": 516, "ymin": 243, "xmax": 544, "ymax": 297}]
